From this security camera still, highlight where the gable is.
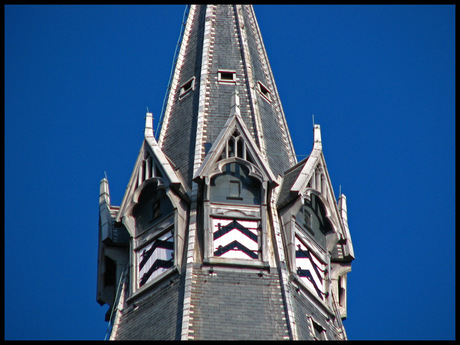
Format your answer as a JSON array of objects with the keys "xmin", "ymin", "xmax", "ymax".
[
  {"xmin": 116, "ymin": 137, "xmax": 187, "ymax": 233},
  {"xmin": 277, "ymin": 125, "xmax": 351, "ymax": 251},
  {"xmin": 194, "ymin": 98, "xmax": 277, "ymax": 185}
]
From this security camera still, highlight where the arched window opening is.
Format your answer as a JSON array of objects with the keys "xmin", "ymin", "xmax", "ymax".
[
  {"xmin": 228, "ymin": 136, "xmax": 235, "ymax": 157},
  {"xmin": 237, "ymin": 137, "xmax": 244, "ymax": 159},
  {"xmin": 296, "ymin": 194, "xmax": 332, "ymax": 249},
  {"xmin": 142, "ymin": 160, "xmax": 147, "ymax": 182},
  {"xmin": 210, "ymin": 162, "xmax": 261, "ymax": 205},
  {"xmin": 133, "ymin": 183, "xmax": 174, "ymax": 235},
  {"xmin": 321, "ymin": 174, "xmax": 326, "ymax": 195},
  {"xmin": 217, "ymin": 129, "xmax": 255, "ymax": 163}
]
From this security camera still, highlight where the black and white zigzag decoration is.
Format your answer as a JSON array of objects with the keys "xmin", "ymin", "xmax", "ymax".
[
  {"xmin": 295, "ymin": 235, "xmax": 327, "ymax": 300},
  {"xmin": 213, "ymin": 219, "xmax": 259, "ymax": 260},
  {"xmin": 138, "ymin": 231, "xmax": 174, "ymax": 287}
]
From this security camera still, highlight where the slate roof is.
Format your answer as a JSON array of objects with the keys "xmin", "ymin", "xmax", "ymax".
[
  {"xmin": 277, "ymin": 156, "xmax": 310, "ymax": 209},
  {"xmin": 114, "ymin": 271, "xmax": 184, "ymax": 340},
  {"xmin": 188, "ymin": 268, "xmax": 291, "ymax": 340},
  {"xmin": 157, "ymin": 5, "xmax": 296, "ymax": 189}
]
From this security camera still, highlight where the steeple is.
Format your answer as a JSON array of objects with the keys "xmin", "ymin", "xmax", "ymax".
[
  {"xmin": 97, "ymin": 5, "xmax": 354, "ymax": 340},
  {"xmin": 157, "ymin": 5, "xmax": 296, "ymax": 190}
]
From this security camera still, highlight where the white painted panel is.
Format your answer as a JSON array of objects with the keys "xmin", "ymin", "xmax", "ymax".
[
  {"xmin": 211, "ymin": 218, "xmax": 259, "ymax": 260},
  {"xmin": 137, "ymin": 231, "xmax": 174, "ymax": 286},
  {"xmin": 295, "ymin": 235, "xmax": 326, "ymax": 299}
]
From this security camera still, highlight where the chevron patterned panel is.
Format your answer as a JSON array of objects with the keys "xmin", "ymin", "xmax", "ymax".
[
  {"xmin": 212, "ymin": 218, "xmax": 259, "ymax": 260},
  {"xmin": 138, "ymin": 230, "xmax": 174, "ymax": 287}
]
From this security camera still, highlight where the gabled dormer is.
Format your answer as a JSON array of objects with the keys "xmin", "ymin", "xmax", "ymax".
[
  {"xmin": 113, "ymin": 112, "xmax": 189, "ymax": 296},
  {"xmin": 194, "ymin": 91, "xmax": 278, "ymax": 268},
  {"xmin": 277, "ymin": 124, "xmax": 354, "ymax": 318}
]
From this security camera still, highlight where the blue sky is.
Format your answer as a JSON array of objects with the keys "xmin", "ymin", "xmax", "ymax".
[{"xmin": 5, "ymin": 5, "xmax": 455, "ymax": 340}]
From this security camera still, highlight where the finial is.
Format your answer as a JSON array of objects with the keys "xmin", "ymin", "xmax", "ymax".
[
  {"xmin": 312, "ymin": 114, "xmax": 315, "ymax": 126},
  {"xmin": 338, "ymin": 193, "xmax": 347, "ymax": 220},
  {"xmin": 230, "ymin": 88, "xmax": 241, "ymax": 117},
  {"xmin": 145, "ymin": 110, "xmax": 154, "ymax": 138},
  {"xmin": 313, "ymin": 123, "xmax": 322, "ymax": 144},
  {"xmin": 99, "ymin": 176, "xmax": 111, "ymax": 205}
]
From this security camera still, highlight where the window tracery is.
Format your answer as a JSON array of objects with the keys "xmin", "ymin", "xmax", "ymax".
[{"xmin": 218, "ymin": 130, "xmax": 254, "ymax": 164}]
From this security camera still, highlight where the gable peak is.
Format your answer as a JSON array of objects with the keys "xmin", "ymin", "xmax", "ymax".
[
  {"xmin": 194, "ymin": 106, "xmax": 276, "ymax": 184},
  {"xmin": 144, "ymin": 111, "xmax": 154, "ymax": 138},
  {"xmin": 313, "ymin": 124, "xmax": 322, "ymax": 148},
  {"xmin": 156, "ymin": 5, "xmax": 296, "ymax": 188}
]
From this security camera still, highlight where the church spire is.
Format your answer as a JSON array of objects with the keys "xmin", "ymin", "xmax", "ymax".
[
  {"xmin": 157, "ymin": 5, "xmax": 296, "ymax": 188},
  {"xmin": 97, "ymin": 5, "xmax": 354, "ymax": 340}
]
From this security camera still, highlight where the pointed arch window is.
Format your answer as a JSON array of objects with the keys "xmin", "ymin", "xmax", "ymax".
[
  {"xmin": 321, "ymin": 174, "xmax": 326, "ymax": 195},
  {"xmin": 218, "ymin": 130, "xmax": 255, "ymax": 164},
  {"xmin": 137, "ymin": 152, "xmax": 162, "ymax": 188},
  {"xmin": 311, "ymin": 165, "xmax": 328, "ymax": 197}
]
